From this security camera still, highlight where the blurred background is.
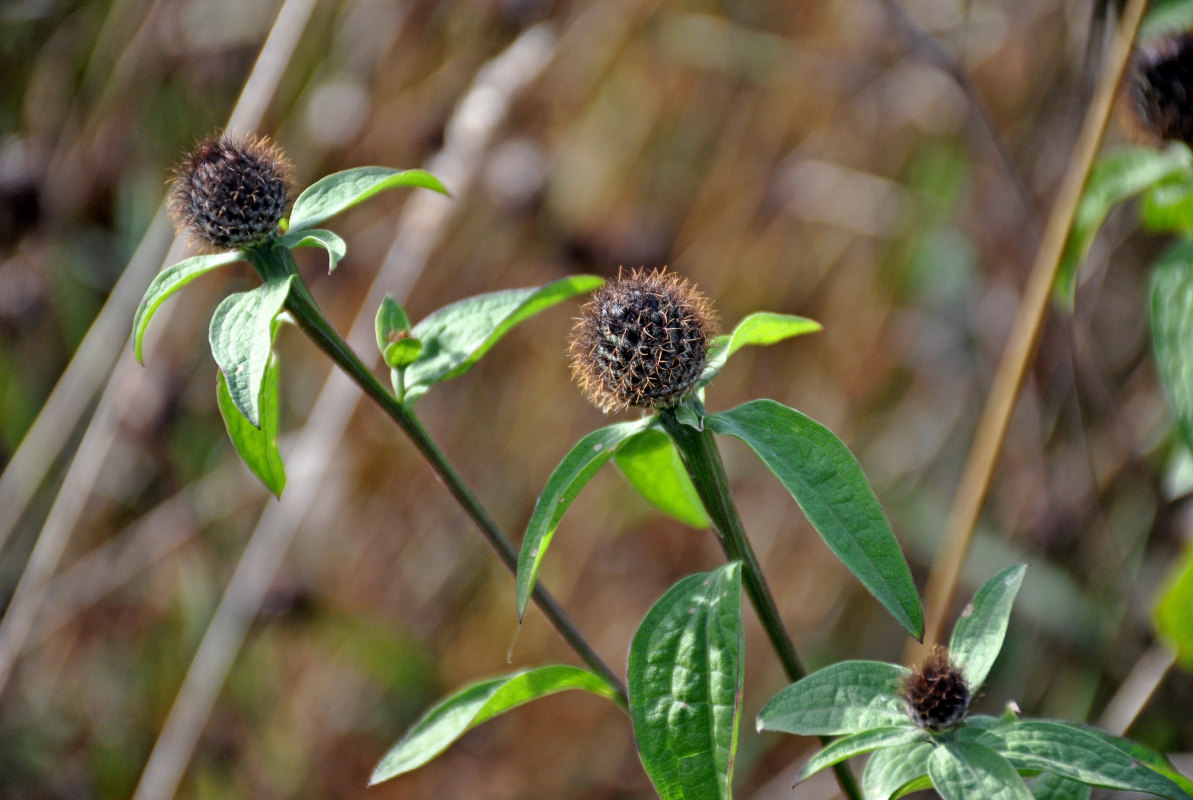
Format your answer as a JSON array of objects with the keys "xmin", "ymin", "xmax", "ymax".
[{"xmin": 2, "ymin": 0, "xmax": 1193, "ymax": 797}]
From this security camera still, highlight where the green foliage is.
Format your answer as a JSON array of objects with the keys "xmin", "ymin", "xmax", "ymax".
[
  {"xmin": 369, "ymin": 665, "xmax": 620, "ymax": 786},
  {"xmin": 515, "ymin": 417, "xmax": 657, "ymax": 619},
  {"xmin": 756, "ymin": 566, "xmax": 1192, "ymax": 800},
  {"xmin": 949, "ymin": 564, "xmax": 1026, "ymax": 689},
  {"xmin": 131, "ymin": 250, "xmax": 244, "ymax": 362},
  {"xmin": 1151, "ymin": 241, "xmax": 1193, "ymax": 453},
  {"xmin": 397, "ymin": 275, "xmax": 603, "ymax": 405},
  {"xmin": 757, "ymin": 660, "xmax": 912, "ymax": 736},
  {"xmin": 613, "ymin": 429, "xmax": 710, "ymax": 528},
  {"xmin": 216, "ymin": 358, "xmax": 285, "ymax": 496},
  {"xmin": 627, "ymin": 563, "xmax": 743, "ymax": 800},
  {"xmin": 287, "ymin": 166, "xmax": 449, "ymax": 232},
  {"xmin": 1154, "ymin": 539, "xmax": 1193, "ymax": 669},
  {"xmin": 707, "ymin": 399, "xmax": 924, "ymax": 639},
  {"xmin": 1056, "ymin": 144, "xmax": 1193, "ymax": 310},
  {"xmin": 208, "ymin": 276, "xmax": 296, "ymax": 428},
  {"xmin": 698, "ymin": 312, "xmax": 821, "ymax": 387},
  {"xmin": 927, "ymin": 741, "xmax": 1032, "ymax": 800},
  {"xmin": 278, "ymin": 228, "xmax": 347, "ymax": 272}
]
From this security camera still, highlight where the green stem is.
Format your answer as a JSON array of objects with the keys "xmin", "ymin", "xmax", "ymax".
[
  {"xmin": 659, "ymin": 407, "xmax": 864, "ymax": 800},
  {"xmin": 247, "ymin": 243, "xmax": 627, "ymax": 703}
]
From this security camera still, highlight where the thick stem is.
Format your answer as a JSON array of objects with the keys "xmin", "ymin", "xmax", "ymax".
[
  {"xmin": 247, "ymin": 243, "xmax": 627, "ymax": 702},
  {"xmin": 659, "ymin": 408, "xmax": 863, "ymax": 800}
]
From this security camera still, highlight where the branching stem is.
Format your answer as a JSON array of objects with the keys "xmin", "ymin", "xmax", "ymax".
[{"xmin": 246, "ymin": 243, "xmax": 627, "ymax": 703}]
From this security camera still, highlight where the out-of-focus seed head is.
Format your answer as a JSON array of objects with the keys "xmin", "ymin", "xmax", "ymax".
[
  {"xmin": 1122, "ymin": 31, "xmax": 1193, "ymax": 147},
  {"xmin": 902, "ymin": 646, "xmax": 971, "ymax": 731},
  {"xmin": 570, "ymin": 268, "xmax": 716, "ymax": 413},
  {"xmin": 169, "ymin": 133, "xmax": 291, "ymax": 250}
]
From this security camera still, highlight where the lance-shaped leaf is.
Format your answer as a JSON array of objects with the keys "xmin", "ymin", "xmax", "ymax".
[
  {"xmin": 614, "ymin": 429, "xmax": 710, "ymax": 528},
  {"xmin": 1075, "ymin": 726, "xmax": 1193, "ymax": 796},
  {"xmin": 757, "ymin": 661, "xmax": 911, "ymax": 736},
  {"xmin": 862, "ymin": 740, "xmax": 934, "ymax": 800},
  {"xmin": 928, "ymin": 741, "xmax": 1033, "ymax": 800},
  {"xmin": 208, "ymin": 276, "xmax": 295, "ymax": 427},
  {"xmin": 217, "ymin": 357, "xmax": 285, "ymax": 496},
  {"xmin": 132, "ymin": 250, "xmax": 244, "ymax": 362},
  {"xmin": 797, "ymin": 727, "xmax": 926, "ymax": 783},
  {"xmin": 707, "ymin": 399, "xmax": 923, "ymax": 639},
  {"xmin": 981, "ymin": 721, "xmax": 1193, "ymax": 800},
  {"xmin": 516, "ymin": 417, "xmax": 656, "ymax": 619},
  {"xmin": 1151, "ymin": 240, "xmax": 1193, "ymax": 454},
  {"xmin": 403, "ymin": 275, "xmax": 603, "ymax": 405},
  {"xmin": 370, "ymin": 665, "xmax": 620, "ymax": 785},
  {"xmin": 949, "ymin": 563, "xmax": 1027, "ymax": 689},
  {"xmin": 1056, "ymin": 144, "xmax": 1193, "ymax": 311},
  {"xmin": 278, "ymin": 228, "xmax": 347, "ymax": 272},
  {"xmin": 628, "ymin": 564, "xmax": 743, "ymax": 800},
  {"xmin": 288, "ymin": 166, "xmax": 448, "ymax": 231},
  {"xmin": 699, "ymin": 312, "xmax": 822, "ymax": 387}
]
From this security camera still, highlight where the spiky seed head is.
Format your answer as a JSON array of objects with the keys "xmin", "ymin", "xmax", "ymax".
[
  {"xmin": 902, "ymin": 646, "xmax": 971, "ymax": 731},
  {"xmin": 169, "ymin": 133, "xmax": 291, "ymax": 250},
  {"xmin": 1122, "ymin": 31, "xmax": 1193, "ymax": 147},
  {"xmin": 570, "ymin": 268, "xmax": 716, "ymax": 413}
]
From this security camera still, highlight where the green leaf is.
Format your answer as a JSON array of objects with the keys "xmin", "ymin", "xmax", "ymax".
[
  {"xmin": 369, "ymin": 665, "xmax": 620, "ymax": 785},
  {"xmin": 1056, "ymin": 144, "xmax": 1193, "ymax": 311},
  {"xmin": 614, "ymin": 429, "xmax": 710, "ymax": 528},
  {"xmin": 384, "ymin": 338, "xmax": 422, "ymax": 369},
  {"xmin": 1029, "ymin": 773, "xmax": 1091, "ymax": 800},
  {"xmin": 699, "ymin": 312, "xmax": 822, "ymax": 387},
  {"xmin": 928, "ymin": 741, "xmax": 1033, "ymax": 800},
  {"xmin": 797, "ymin": 727, "xmax": 925, "ymax": 782},
  {"xmin": 862, "ymin": 740, "xmax": 934, "ymax": 800},
  {"xmin": 756, "ymin": 660, "xmax": 912, "ymax": 736},
  {"xmin": 403, "ymin": 275, "xmax": 604, "ymax": 405},
  {"xmin": 516, "ymin": 417, "xmax": 657, "ymax": 619},
  {"xmin": 949, "ymin": 563, "xmax": 1027, "ymax": 689},
  {"xmin": 278, "ymin": 228, "xmax": 347, "ymax": 272},
  {"xmin": 288, "ymin": 167, "xmax": 449, "ymax": 231},
  {"xmin": 1142, "ymin": 177, "xmax": 1193, "ymax": 235},
  {"xmin": 981, "ymin": 720, "xmax": 1193, "ymax": 800},
  {"xmin": 1067, "ymin": 725, "xmax": 1193, "ymax": 797},
  {"xmin": 216, "ymin": 357, "xmax": 285, "ymax": 496},
  {"xmin": 132, "ymin": 250, "xmax": 243, "ymax": 363},
  {"xmin": 208, "ymin": 276, "xmax": 295, "ymax": 428},
  {"xmin": 375, "ymin": 294, "xmax": 412, "ymax": 352},
  {"xmin": 707, "ymin": 399, "xmax": 924, "ymax": 639},
  {"xmin": 628, "ymin": 564, "xmax": 743, "ymax": 800},
  {"xmin": 1151, "ymin": 240, "xmax": 1193, "ymax": 454}
]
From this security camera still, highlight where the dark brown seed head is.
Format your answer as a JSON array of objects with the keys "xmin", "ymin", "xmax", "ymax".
[
  {"xmin": 169, "ymin": 133, "xmax": 291, "ymax": 250},
  {"xmin": 570, "ymin": 268, "xmax": 716, "ymax": 413},
  {"xmin": 1122, "ymin": 31, "xmax": 1193, "ymax": 147},
  {"xmin": 902, "ymin": 646, "xmax": 971, "ymax": 731}
]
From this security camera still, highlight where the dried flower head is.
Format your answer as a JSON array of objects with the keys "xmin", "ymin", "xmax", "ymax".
[
  {"xmin": 570, "ymin": 268, "xmax": 716, "ymax": 413},
  {"xmin": 902, "ymin": 646, "xmax": 971, "ymax": 731},
  {"xmin": 169, "ymin": 133, "xmax": 291, "ymax": 250},
  {"xmin": 1122, "ymin": 30, "xmax": 1193, "ymax": 147}
]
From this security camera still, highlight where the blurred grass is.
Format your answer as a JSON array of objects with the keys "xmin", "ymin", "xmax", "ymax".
[{"xmin": 1, "ymin": 0, "xmax": 1192, "ymax": 798}]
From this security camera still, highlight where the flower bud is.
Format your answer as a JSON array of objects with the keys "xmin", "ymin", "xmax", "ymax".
[
  {"xmin": 570, "ymin": 269, "xmax": 716, "ymax": 413},
  {"xmin": 169, "ymin": 133, "xmax": 291, "ymax": 250},
  {"xmin": 902, "ymin": 646, "xmax": 971, "ymax": 731},
  {"xmin": 1122, "ymin": 31, "xmax": 1193, "ymax": 147}
]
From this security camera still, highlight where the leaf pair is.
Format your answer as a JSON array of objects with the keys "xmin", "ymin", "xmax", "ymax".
[{"xmin": 516, "ymin": 394, "xmax": 924, "ymax": 641}]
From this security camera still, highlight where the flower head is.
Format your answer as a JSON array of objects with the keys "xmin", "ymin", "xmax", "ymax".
[
  {"xmin": 570, "ymin": 268, "xmax": 716, "ymax": 413},
  {"xmin": 169, "ymin": 133, "xmax": 291, "ymax": 250},
  {"xmin": 1122, "ymin": 30, "xmax": 1193, "ymax": 147},
  {"xmin": 902, "ymin": 646, "xmax": 971, "ymax": 731}
]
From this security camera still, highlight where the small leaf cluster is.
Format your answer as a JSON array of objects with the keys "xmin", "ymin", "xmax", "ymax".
[{"xmin": 758, "ymin": 565, "xmax": 1193, "ymax": 800}]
